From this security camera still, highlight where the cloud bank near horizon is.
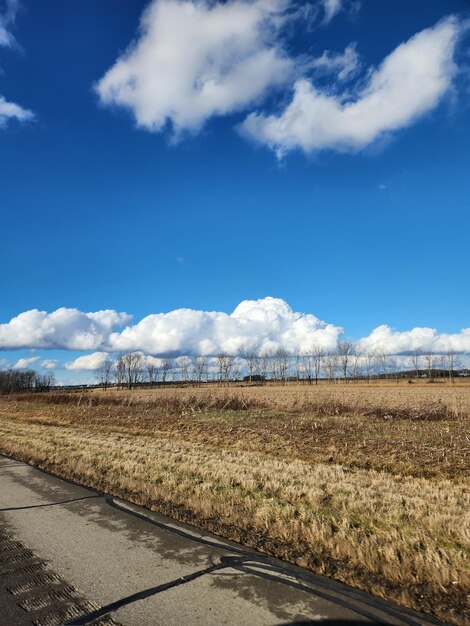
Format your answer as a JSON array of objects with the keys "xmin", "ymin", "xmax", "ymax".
[
  {"xmin": 96, "ymin": 0, "xmax": 464, "ymax": 154},
  {"xmin": 106, "ymin": 297, "xmax": 342, "ymax": 355},
  {"xmin": 1, "ymin": 299, "xmax": 469, "ymax": 371},
  {"xmin": 0, "ymin": 308, "xmax": 132, "ymax": 351}
]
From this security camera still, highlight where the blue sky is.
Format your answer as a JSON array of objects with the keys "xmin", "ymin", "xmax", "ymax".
[{"xmin": 0, "ymin": 0, "xmax": 469, "ymax": 381}]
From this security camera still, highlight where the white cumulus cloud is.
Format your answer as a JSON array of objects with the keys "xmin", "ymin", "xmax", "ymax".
[
  {"xmin": 2, "ymin": 299, "xmax": 470, "ymax": 364},
  {"xmin": 359, "ymin": 325, "xmax": 470, "ymax": 355},
  {"xmin": 65, "ymin": 352, "xmax": 109, "ymax": 371},
  {"xmin": 96, "ymin": 0, "xmax": 294, "ymax": 136},
  {"xmin": 241, "ymin": 16, "xmax": 460, "ymax": 155},
  {"xmin": 106, "ymin": 296, "xmax": 342, "ymax": 355},
  {"xmin": 66, "ymin": 351, "xmax": 167, "ymax": 371},
  {"xmin": 0, "ymin": 308, "xmax": 132, "ymax": 351}
]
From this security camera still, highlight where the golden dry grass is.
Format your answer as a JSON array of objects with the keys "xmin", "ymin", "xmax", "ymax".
[
  {"xmin": 0, "ymin": 382, "xmax": 469, "ymax": 625},
  {"xmin": 92, "ymin": 379, "xmax": 470, "ymax": 419}
]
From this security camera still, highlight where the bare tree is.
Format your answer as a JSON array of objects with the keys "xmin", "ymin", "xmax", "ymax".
[
  {"xmin": 95, "ymin": 357, "xmax": 114, "ymax": 390},
  {"xmin": 160, "ymin": 357, "xmax": 174, "ymax": 384},
  {"xmin": 439, "ymin": 354, "xmax": 447, "ymax": 380},
  {"xmin": 237, "ymin": 345, "xmax": 258, "ymax": 383},
  {"xmin": 312, "ymin": 347, "xmax": 325, "ymax": 385},
  {"xmin": 192, "ymin": 356, "xmax": 207, "ymax": 387},
  {"xmin": 23, "ymin": 370, "xmax": 37, "ymax": 390},
  {"xmin": 298, "ymin": 347, "xmax": 319, "ymax": 385},
  {"xmin": 301, "ymin": 346, "xmax": 325, "ymax": 385},
  {"xmin": 446, "ymin": 349, "xmax": 460, "ymax": 383},
  {"xmin": 388, "ymin": 356, "xmax": 400, "ymax": 385},
  {"xmin": 258, "ymin": 350, "xmax": 270, "ymax": 384},
  {"xmin": 363, "ymin": 349, "xmax": 376, "ymax": 383},
  {"xmin": 268, "ymin": 349, "xmax": 278, "ymax": 382},
  {"xmin": 114, "ymin": 354, "xmax": 126, "ymax": 388},
  {"xmin": 274, "ymin": 348, "xmax": 290, "ymax": 385},
  {"xmin": 299, "ymin": 352, "xmax": 313, "ymax": 384},
  {"xmin": 34, "ymin": 372, "xmax": 56, "ymax": 391},
  {"xmin": 121, "ymin": 352, "xmax": 144, "ymax": 389},
  {"xmin": 295, "ymin": 352, "xmax": 306, "ymax": 384},
  {"xmin": 337, "ymin": 341, "xmax": 354, "ymax": 381},
  {"xmin": 409, "ymin": 349, "xmax": 422, "ymax": 380},
  {"xmin": 351, "ymin": 349, "xmax": 362, "ymax": 382},
  {"xmin": 324, "ymin": 353, "xmax": 338, "ymax": 383},
  {"xmin": 146, "ymin": 360, "xmax": 160, "ymax": 387},
  {"xmin": 423, "ymin": 351, "xmax": 436, "ymax": 381},
  {"xmin": 376, "ymin": 349, "xmax": 390, "ymax": 379},
  {"xmin": 179, "ymin": 356, "xmax": 192, "ymax": 383},
  {"xmin": 216, "ymin": 353, "xmax": 236, "ymax": 386},
  {"xmin": 231, "ymin": 359, "xmax": 242, "ymax": 382}
]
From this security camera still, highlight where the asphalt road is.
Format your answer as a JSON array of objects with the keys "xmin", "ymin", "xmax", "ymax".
[{"xmin": 0, "ymin": 454, "xmax": 448, "ymax": 626}]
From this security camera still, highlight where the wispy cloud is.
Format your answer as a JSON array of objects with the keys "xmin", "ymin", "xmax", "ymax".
[
  {"xmin": 0, "ymin": 0, "xmax": 20, "ymax": 48},
  {"xmin": 13, "ymin": 356, "xmax": 40, "ymax": 369},
  {"xmin": 0, "ymin": 0, "xmax": 34, "ymax": 126},
  {"xmin": 322, "ymin": 0, "xmax": 342, "ymax": 24},
  {"xmin": 308, "ymin": 43, "xmax": 360, "ymax": 80},
  {"xmin": 0, "ymin": 95, "xmax": 33, "ymax": 126},
  {"xmin": 41, "ymin": 359, "xmax": 60, "ymax": 370}
]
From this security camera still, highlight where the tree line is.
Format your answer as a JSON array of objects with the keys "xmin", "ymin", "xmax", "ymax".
[
  {"xmin": 96, "ymin": 353, "xmax": 237, "ymax": 389},
  {"xmin": 0, "ymin": 369, "xmax": 56, "ymax": 394},
  {"xmin": 95, "ymin": 343, "xmax": 464, "ymax": 389}
]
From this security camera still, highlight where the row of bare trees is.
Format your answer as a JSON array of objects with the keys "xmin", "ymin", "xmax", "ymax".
[
  {"xmin": 95, "ymin": 344, "xmax": 464, "ymax": 388},
  {"xmin": 96, "ymin": 352, "xmax": 247, "ymax": 389},
  {"xmin": 241, "ymin": 346, "xmax": 324, "ymax": 384},
  {"xmin": 408, "ymin": 348, "xmax": 460, "ymax": 382},
  {"xmin": 240, "ymin": 342, "xmax": 411, "ymax": 385},
  {"xmin": 96, "ymin": 353, "xmax": 211, "ymax": 389}
]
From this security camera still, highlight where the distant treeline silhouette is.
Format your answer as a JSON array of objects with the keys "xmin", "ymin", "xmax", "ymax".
[{"xmin": 0, "ymin": 369, "xmax": 55, "ymax": 394}]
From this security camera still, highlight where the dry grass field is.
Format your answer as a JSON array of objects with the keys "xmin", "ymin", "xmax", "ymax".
[{"xmin": 0, "ymin": 381, "xmax": 468, "ymax": 624}]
